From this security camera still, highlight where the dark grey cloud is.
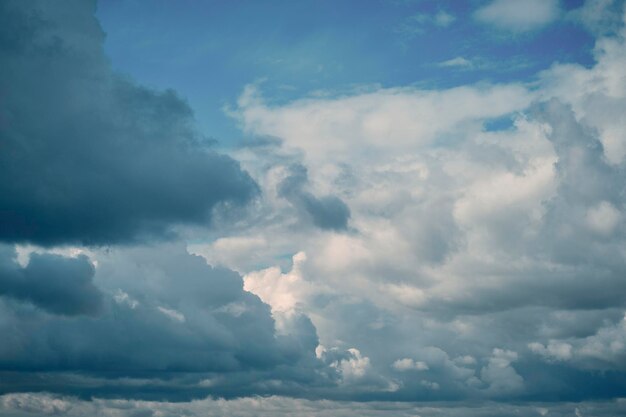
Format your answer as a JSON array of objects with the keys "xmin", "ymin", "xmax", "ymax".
[
  {"xmin": 0, "ymin": 0, "xmax": 257, "ymax": 246},
  {"xmin": 0, "ymin": 1, "xmax": 334, "ymax": 400},
  {"xmin": 0, "ymin": 244, "xmax": 324, "ymax": 399},
  {"xmin": 0, "ymin": 245, "xmax": 102, "ymax": 316},
  {"xmin": 279, "ymin": 164, "xmax": 350, "ymax": 231}
]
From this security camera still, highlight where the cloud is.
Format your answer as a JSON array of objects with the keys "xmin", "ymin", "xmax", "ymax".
[
  {"xmin": 278, "ymin": 164, "xmax": 351, "ymax": 231},
  {"xmin": 575, "ymin": 314, "xmax": 626, "ymax": 369},
  {"xmin": 244, "ymin": 252, "xmax": 313, "ymax": 314},
  {"xmin": 434, "ymin": 10, "xmax": 456, "ymax": 28},
  {"xmin": 330, "ymin": 348, "xmax": 372, "ymax": 383},
  {"xmin": 0, "ymin": 243, "xmax": 323, "ymax": 398},
  {"xmin": 392, "ymin": 358, "xmax": 429, "ymax": 371},
  {"xmin": 315, "ymin": 345, "xmax": 395, "ymax": 391},
  {"xmin": 3, "ymin": 0, "xmax": 626, "ymax": 407},
  {"xmin": 529, "ymin": 340, "xmax": 573, "ymax": 362},
  {"xmin": 236, "ymin": 83, "xmax": 532, "ymax": 164},
  {"xmin": 228, "ymin": 7, "xmax": 626, "ymax": 402},
  {"xmin": 568, "ymin": 0, "xmax": 626, "ymax": 37},
  {"xmin": 438, "ymin": 56, "xmax": 474, "ymax": 68},
  {"xmin": 538, "ymin": 18, "xmax": 626, "ymax": 165},
  {"xmin": 530, "ymin": 313, "xmax": 626, "ymax": 371},
  {"xmin": 0, "ymin": 245, "xmax": 102, "ymax": 316},
  {"xmin": 395, "ymin": 10, "xmax": 456, "ymax": 39},
  {"xmin": 585, "ymin": 201, "xmax": 622, "ymax": 236},
  {"xmin": 3, "ymin": 393, "xmax": 626, "ymax": 417},
  {"xmin": 0, "ymin": 0, "xmax": 257, "ymax": 246},
  {"xmin": 474, "ymin": 0, "xmax": 561, "ymax": 33},
  {"xmin": 480, "ymin": 349, "xmax": 524, "ymax": 396}
]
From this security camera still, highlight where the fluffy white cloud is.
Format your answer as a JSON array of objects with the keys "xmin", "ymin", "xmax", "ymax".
[
  {"xmin": 576, "ymin": 313, "xmax": 626, "ymax": 368},
  {"xmin": 530, "ymin": 312, "xmax": 626, "ymax": 370},
  {"xmin": 529, "ymin": 340, "xmax": 574, "ymax": 362},
  {"xmin": 236, "ymin": 83, "xmax": 533, "ymax": 165},
  {"xmin": 392, "ymin": 358, "xmax": 429, "ymax": 371},
  {"xmin": 332, "ymin": 348, "xmax": 372, "ymax": 382},
  {"xmin": 243, "ymin": 252, "xmax": 311, "ymax": 314},
  {"xmin": 539, "ymin": 14, "xmax": 626, "ymax": 164}
]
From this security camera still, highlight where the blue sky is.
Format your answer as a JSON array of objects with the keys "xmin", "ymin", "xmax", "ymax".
[
  {"xmin": 2, "ymin": 1, "xmax": 626, "ymax": 416},
  {"xmin": 96, "ymin": 0, "xmax": 596, "ymax": 144}
]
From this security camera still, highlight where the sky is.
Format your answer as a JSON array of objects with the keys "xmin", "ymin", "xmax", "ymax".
[{"xmin": 1, "ymin": 0, "xmax": 626, "ymax": 416}]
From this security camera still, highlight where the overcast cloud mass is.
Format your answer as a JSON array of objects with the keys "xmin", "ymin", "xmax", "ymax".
[{"xmin": 1, "ymin": 0, "xmax": 626, "ymax": 416}]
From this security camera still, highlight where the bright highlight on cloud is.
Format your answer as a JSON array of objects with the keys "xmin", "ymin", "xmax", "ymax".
[{"xmin": 1, "ymin": 0, "xmax": 626, "ymax": 416}]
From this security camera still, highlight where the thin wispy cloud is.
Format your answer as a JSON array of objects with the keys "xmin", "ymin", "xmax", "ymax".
[
  {"xmin": 395, "ymin": 9, "xmax": 456, "ymax": 38},
  {"xmin": 438, "ymin": 56, "xmax": 474, "ymax": 68},
  {"xmin": 474, "ymin": 0, "xmax": 561, "ymax": 33}
]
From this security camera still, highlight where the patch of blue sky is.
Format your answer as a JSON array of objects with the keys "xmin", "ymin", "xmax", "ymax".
[
  {"xmin": 483, "ymin": 114, "xmax": 516, "ymax": 132},
  {"xmin": 96, "ymin": 0, "xmax": 598, "ymax": 148}
]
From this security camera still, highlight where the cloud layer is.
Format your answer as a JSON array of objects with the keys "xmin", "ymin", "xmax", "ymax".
[{"xmin": 2, "ymin": 393, "xmax": 626, "ymax": 417}]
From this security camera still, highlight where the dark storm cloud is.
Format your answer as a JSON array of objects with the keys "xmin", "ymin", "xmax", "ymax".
[
  {"xmin": 0, "ymin": 245, "xmax": 102, "ymax": 316},
  {"xmin": 279, "ymin": 164, "xmax": 350, "ymax": 231},
  {"xmin": 0, "ymin": 244, "xmax": 322, "ymax": 398},
  {"xmin": 0, "ymin": 0, "xmax": 341, "ymax": 400},
  {"xmin": 0, "ymin": 0, "xmax": 257, "ymax": 246}
]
